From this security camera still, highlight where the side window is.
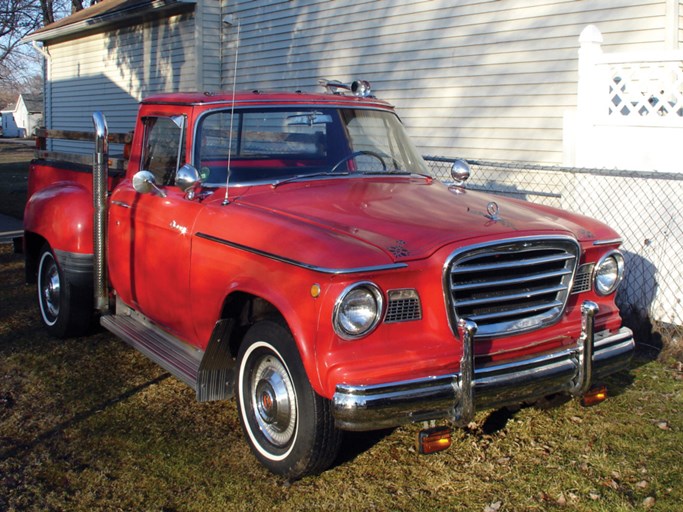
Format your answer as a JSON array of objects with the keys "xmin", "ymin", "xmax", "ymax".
[{"xmin": 141, "ymin": 116, "xmax": 185, "ymax": 186}]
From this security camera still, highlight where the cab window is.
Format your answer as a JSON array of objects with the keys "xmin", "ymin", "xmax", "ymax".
[{"xmin": 141, "ymin": 116, "xmax": 186, "ymax": 186}]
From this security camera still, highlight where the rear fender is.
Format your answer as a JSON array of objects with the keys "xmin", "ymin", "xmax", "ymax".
[{"xmin": 24, "ymin": 182, "xmax": 94, "ymax": 255}]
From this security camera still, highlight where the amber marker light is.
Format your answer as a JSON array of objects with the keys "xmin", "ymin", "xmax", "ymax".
[
  {"xmin": 310, "ymin": 284, "xmax": 321, "ymax": 298},
  {"xmin": 417, "ymin": 426, "xmax": 452, "ymax": 455},
  {"xmin": 581, "ymin": 385, "xmax": 608, "ymax": 407}
]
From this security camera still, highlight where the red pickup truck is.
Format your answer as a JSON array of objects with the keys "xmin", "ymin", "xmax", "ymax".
[{"xmin": 23, "ymin": 81, "xmax": 634, "ymax": 479}]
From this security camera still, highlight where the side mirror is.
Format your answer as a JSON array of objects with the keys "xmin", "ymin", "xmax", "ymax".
[
  {"xmin": 451, "ymin": 159, "xmax": 471, "ymax": 187},
  {"xmin": 176, "ymin": 163, "xmax": 201, "ymax": 193},
  {"xmin": 133, "ymin": 170, "xmax": 167, "ymax": 197}
]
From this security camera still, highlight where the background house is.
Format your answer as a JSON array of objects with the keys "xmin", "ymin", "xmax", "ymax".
[
  {"xmin": 1, "ymin": 102, "xmax": 19, "ymax": 138},
  {"xmin": 0, "ymin": 94, "xmax": 42, "ymax": 138},
  {"xmin": 24, "ymin": 0, "xmax": 683, "ymax": 171},
  {"xmin": 14, "ymin": 94, "xmax": 43, "ymax": 138}
]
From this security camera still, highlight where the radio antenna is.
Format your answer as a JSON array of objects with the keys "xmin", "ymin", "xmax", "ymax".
[{"xmin": 223, "ymin": 17, "xmax": 241, "ymax": 205}]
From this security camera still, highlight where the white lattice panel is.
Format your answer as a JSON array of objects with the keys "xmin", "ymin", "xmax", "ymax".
[{"xmin": 607, "ymin": 61, "xmax": 683, "ymax": 118}]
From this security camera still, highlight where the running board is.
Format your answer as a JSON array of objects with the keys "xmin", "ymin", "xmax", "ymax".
[{"xmin": 101, "ymin": 313, "xmax": 203, "ymax": 391}]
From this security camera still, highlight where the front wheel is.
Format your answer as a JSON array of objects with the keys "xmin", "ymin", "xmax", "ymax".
[
  {"xmin": 236, "ymin": 320, "xmax": 342, "ymax": 479},
  {"xmin": 37, "ymin": 244, "xmax": 92, "ymax": 338}
]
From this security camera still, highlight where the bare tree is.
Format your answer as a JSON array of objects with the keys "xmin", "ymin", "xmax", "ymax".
[
  {"xmin": 1, "ymin": 0, "xmax": 88, "ymax": 82},
  {"xmin": 0, "ymin": 0, "xmax": 43, "ymax": 80},
  {"xmin": 41, "ymin": 0, "xmax": 55, "ymax": 24},
  {"xmin": 71, "ymin": 0, "xmax": 84, "ymax": 15}
]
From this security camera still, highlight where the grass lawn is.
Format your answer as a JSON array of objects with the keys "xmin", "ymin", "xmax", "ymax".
[{"xmin": 1, "ymin": 242, "xmax": 681, "ymax": 511}]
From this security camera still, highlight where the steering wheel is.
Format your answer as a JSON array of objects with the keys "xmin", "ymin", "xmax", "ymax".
[{"xmin": 329, "ymin": 150, "xmax": 387, "ymax": 174}]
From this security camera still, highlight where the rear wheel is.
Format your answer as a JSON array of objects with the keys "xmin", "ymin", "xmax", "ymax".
[
  {"xmin": 37, "ymin": 244, "xmax": 92, "ymax": 338},
  {"xmin": 236, "ymin": 320, "xmax": 342, "ymax": 479}
]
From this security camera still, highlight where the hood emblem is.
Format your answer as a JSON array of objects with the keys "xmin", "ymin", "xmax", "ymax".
[
  {"xmin": 485, "ymin": 201, "xmax": 501, "ymax": 221},
  {"xmin": 388, "ymin": 240, "xmax": 410, "ymax": 258}
]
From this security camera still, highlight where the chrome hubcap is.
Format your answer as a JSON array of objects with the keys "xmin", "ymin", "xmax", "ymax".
[
  {"xmin": 250, "ymin": 355, "xmax": 296, "ymax": 447},
  {"xmin": 40, "ymin": 255, "xmax": 60, "ymax": 321}
]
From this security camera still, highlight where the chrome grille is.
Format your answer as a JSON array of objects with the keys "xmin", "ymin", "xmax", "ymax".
[{"xmin": 445, "ymin": 238, "xmax": 580, "ymax": 338}]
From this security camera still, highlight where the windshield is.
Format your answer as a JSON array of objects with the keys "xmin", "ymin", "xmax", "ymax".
[{"xmin": 194, "ymin": 107, "xmax": 430, "ymax": 185}]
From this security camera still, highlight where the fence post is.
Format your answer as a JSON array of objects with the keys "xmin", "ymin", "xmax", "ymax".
[
  {"xmin": 578, "ymin": 25, "xmax": 604, "ymax": 122},
  {"xmin": 572, "ymin": 25, "xmax": 607, "ymax": 170}
]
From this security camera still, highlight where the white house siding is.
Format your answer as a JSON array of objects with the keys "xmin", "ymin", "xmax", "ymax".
[
  {"xmin": 194, "ymin": 2, "xmax": 222, "ymax": 91},
  {"xmin": 220, "ymin": 0, "xmax": 673, "ymax": 164},
  {"xmin": 46, "ymin": 13, "xmax": 197, "ymax": 153}
]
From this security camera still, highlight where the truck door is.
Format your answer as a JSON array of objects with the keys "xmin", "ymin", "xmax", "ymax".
[{"xmin": 108, "ymin": 112, "xmax": 202, "ymax": 345}]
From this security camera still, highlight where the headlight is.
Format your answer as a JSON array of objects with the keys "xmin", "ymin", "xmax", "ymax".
[
  {"xmin": 333, "ymin": 282, "xmax": 384, "ymax": 339},
  {"xmin": 594, "ymin": 250, "xmax": 625, "ymax": 295}
]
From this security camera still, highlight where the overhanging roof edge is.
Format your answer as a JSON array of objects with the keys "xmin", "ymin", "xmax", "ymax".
[{"xmin": 22, "ymin": 0, "xmax": 197, "ymax": 44}]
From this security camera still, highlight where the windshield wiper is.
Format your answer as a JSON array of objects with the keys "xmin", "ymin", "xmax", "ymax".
[
  {"xmin": 271, "ymin": 168, "xmax": 434, "ymax": 188},
  {"xmin": 358, "ymin": 170, "xmax": 411, "ymax": 175},
  {"xmin": 358, "ymin": 169, "xmax": 434, "ymax": 182},
  {"xmin": 271, "ymin": 171, "xmax": 350, "ymax": 188}
]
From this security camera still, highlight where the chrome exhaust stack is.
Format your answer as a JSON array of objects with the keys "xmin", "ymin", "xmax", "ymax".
[{"xmin": 92, "ymin": 112, "xmax": 109, "ymax": 313}]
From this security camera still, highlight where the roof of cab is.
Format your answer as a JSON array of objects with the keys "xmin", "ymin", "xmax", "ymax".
[{"xmin": 140, "ymin": 90, "xmax": 395, "ymax": 110}]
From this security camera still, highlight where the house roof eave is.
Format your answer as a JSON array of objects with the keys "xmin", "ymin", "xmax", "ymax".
[{"xmin": 22, "ymin": 0, "xmax": 197, "ymax": 44}]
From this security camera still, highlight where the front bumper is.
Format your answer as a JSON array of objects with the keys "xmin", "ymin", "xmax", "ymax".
[{"xmin": 333, "ymin": 301, "xmax": 634, "ymax": 431}]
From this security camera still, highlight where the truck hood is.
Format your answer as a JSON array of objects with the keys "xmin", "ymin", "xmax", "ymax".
[{"xmin": 215, "ymin": 177, "xmax": 618, "ymax": 266}]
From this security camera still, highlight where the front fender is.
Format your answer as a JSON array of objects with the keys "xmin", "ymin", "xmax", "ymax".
[
  {"xmin": 189, "ymin": 246, "xmax": 329, "ymax": 396},
  {"xmin": 24, "ymin": 182, "xmax": 94, "ymax": 254},
  {"xmin": 227, "ymin": 276, "xmax": 323, "ymax": 386}
]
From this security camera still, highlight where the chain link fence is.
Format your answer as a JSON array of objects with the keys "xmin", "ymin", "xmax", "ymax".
[{"xmin": 425, "ymin": 156, "xmax": 683, "ymax": 348}]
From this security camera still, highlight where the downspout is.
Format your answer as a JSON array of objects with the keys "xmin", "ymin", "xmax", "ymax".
[
  {"xmin": 666, "ymin": 0, "xmax": 680, "ymax": 49},
  {"xmin": 31, "ymin": 41, "xmax": 50, "ymax": 59},
  {"xmin": 32, "ymin": 42, "xmax": 51, "ymax": 142},
  {"xmin": 92, "ymin": 112, "xmax": 109, "ymax": 313}
]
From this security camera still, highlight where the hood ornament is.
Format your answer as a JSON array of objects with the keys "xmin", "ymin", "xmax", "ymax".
[{"xmin": 485, "ymin": 201, "xmax": 501, "ymax": 221}]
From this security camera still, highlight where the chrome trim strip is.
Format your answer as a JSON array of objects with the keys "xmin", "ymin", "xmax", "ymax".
[
  {"xmin": 454, "ymin": 285, "xmax": 566, "ymax": 308},
  {"xmin": 184, "ymin": 99, "xmax": 393, "ymax": 108},
  {"xmin": 333, "ymin": 321, "xmax": 634, "ymax": 431},
  {"xmin": 453, "ymin": 268, "xmax": 572, "ymax": 291},
  {"xmin": 592, "ymin": 238, "xmax": 623, "ymax": 246},
  {"xmin": 467, "ymin": 302, "xmax": 563, "ymax": 322},
  {"xmin": 111, "ymin": 200, "xmax": 131, "ymax": 209},
  {"xmin": 196, "ymin": 232, "xmax": 407, "ymax": 275},
  {"xmin": 450, "ymin": 252, "xmax": 574, "ymax": 273}
]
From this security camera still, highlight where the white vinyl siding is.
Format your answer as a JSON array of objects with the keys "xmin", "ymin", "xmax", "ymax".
[
  {"xmin": 220, "ymin": 0, "xmax": 670, "ymax": 164},
  {"xmin": 46, "ymin": 13, "xmax": 196, "ymax": 153},
  {"xmin": 194, "ymin": 2, "xmax": 222, "ymax": 91}
]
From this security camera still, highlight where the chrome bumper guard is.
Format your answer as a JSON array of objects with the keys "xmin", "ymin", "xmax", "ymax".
[{"xmin": 333, "ymin": 301, "xmax": 635, "ymax": 431}]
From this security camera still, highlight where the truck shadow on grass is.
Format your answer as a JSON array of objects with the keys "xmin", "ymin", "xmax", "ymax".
[
  {"xmin": 0, "ymin": 372, "xmax": 172, "ymax": 461},
  {"xmin": 471, "ymin": 354, "xmax": 645, "ymax": 437},
  {"xmin": 335, "ymin": 428, "xmax": 397, "ymax": 467}
]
